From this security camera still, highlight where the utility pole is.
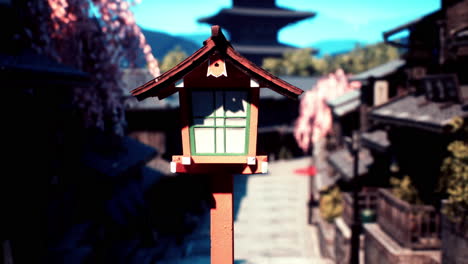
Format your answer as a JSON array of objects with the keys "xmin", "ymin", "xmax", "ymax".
[{"xmin": 350, "ymin": 131, "xmax": 361, "ymax": 264}]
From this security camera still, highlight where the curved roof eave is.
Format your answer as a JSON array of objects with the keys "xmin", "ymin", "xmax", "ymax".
[{"xmin": 131, "ymin": 26, "xmax": 303, "ymax": 101}]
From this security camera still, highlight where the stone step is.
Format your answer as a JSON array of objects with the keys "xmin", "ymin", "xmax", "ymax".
[{"xmin": 158, "ymin": 256, "xmax": 334, "ymax": 264}]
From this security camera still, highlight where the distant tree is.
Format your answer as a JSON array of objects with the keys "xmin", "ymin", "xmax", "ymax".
[
  {"xmin": 329, "ymin": 42, "xmax": 400, "ymax": 74},
  {"xmin": 25, "ymin": 0, "xmax": 160, "ymax": 135},
  {"xmin": 262, "ymin": 48, "xmax": 317, "ymax": 76},
  {"xmin": 160, "ymin": 46, "xmax": 188, "ymax": 73},
  {"xmin": 262, "ymin": 43, "xmax": 400, "ymax": 77}
]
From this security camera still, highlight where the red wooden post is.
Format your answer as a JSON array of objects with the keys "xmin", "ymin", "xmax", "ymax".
[{"xmin": 210, "ymin": 173, "xmax": 234, "ymax": 264}]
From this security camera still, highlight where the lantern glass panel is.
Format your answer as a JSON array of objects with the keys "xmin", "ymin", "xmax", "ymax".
[
  {"xmin": 225, "ymin": 128, "xmax": 246, "ymax": 153},
  {"xmin": 194, "ymin": 127, "xmax": 215, "ymax": 153},
  {"xmin": 215, "ymin": 118, "xmax": 224, "ymax": 126},
  {"xmin": 216, "ymin": 128, "xmax": 225, "ymax": 153},
  {"xmin": 226, "ymin": 118, "xmax": 246, "ymax": 126},
  {"xmin": 190, "ymin": 90, "xmax": 249, "ymax": 155}
]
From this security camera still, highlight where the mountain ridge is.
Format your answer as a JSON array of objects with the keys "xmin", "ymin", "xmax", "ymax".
[{"xmin": 139, "ymin": 29, "xmax": 370, "ymax": 63}]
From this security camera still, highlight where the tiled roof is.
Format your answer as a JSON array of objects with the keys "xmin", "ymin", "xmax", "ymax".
[
  {"xmin": 199, "ymin": 7, "xmax": 315, "ymax": 22},
  {"xmin": 82, "ymin": 136, "xmax": 157, "ymax": 178},
  {"xmin": 233, "ymin": 45, "xmax": 318, "ymax": 56},
  {"xmin": 361, "ymin": 130, "xmax": 390, "ymax": 152},
  {"xmin": 327, "ymin": 90, "xmax": 361, "ymax": 117},
  {"xmin": 327, "ymin": 148, "xmax": 373, "ymax": 180},
  {"xmin": 383, "ymin": 11, "xmax": 441, "ymax": 46},
  {"xmin": 131, "ymin": 26, "xmax": 303, "ymax": 101},
  {"xmin": 233, "ymin": 44, "xmax": 294, "ymax": 55},
  {"xmin": 0, "ymin": 50, "xmax": 87, "ymax": 77},
  {"xmin": 369, "ymin": 94, "xmax": 467, "ymax": 133},
  {"xmin": 0, "ymin": 49, "xmax": 89, "ymax": 86},
  {"xmin": 350, "ymin": 59, "xmax": 405, "ymax": 81},
  {"xmin": 219, "ymin": 7, "xmax": 315, "ymax": 18},
  {"xmin": 261, "ymin": 76, "xmax": 318, "ymax": 99},
  {"xmin": 121, "ymin": 68, "xmax": 154, "ymax": 96},
  {"xmin": 122, "ymin": 69, "xmax": 178, "ymax": 110}
]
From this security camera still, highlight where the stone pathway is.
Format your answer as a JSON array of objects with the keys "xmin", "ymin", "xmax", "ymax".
[
  {"xmin": 160, "ymin": 158, "xmax": 332, "ymax": 264},
  {"xmin": 233, "ymin": 158, "xmax": 332, "ymax": 264}
]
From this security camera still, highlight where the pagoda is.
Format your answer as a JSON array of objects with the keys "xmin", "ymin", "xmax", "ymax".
[{"xmin": 198, "ymin": 0, "xmax": 316, "ymax": 65}]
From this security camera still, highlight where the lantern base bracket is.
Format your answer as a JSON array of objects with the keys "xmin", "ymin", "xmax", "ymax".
[{"xmin": 170, "ymin": 155, "xmax": 268, "ymax": 174}]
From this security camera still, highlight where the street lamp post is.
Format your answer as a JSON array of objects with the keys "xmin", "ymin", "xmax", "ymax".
[{"xmin": 350, "ymin": 131, "xmax": 361, "ymax": 264}]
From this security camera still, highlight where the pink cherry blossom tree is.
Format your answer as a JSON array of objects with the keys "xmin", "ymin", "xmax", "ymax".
[
  {"xmin": 294, "ymin": 69, "xmax": 361, "ymax": 153},
  {"xmin": 26, "ymin": 0, "xmax": 159, "ymax": 135}
]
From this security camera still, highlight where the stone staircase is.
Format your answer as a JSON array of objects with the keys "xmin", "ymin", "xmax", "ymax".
[{"xmin": 160, "ymin": 158, "xmax": 333, "ymax": 264}]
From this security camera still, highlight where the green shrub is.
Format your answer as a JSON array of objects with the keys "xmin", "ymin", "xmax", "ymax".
[
  {"xmin": 319, "ymin": 185, "xmax": 343, "ymax": 222},
  {"xmin": 439, "ymin": 140, "xmax": 468, "ymax": 223},
  {"xmin": 390, "ymin": 175, "xmax": 422, "ymax": 205}
]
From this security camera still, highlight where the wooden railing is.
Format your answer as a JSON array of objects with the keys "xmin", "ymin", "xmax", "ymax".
[
  {"xmin": 342, "ymin": 187, "xmax": 378, "ymax": 227},
  {"xmin": 377, "ymin": 189, "xmax": 441, "ymax": 249}
]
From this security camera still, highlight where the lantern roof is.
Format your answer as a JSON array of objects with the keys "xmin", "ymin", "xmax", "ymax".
[{"xmin": 131, "ymin": 25, "xmax": 303, "ymax": 101}]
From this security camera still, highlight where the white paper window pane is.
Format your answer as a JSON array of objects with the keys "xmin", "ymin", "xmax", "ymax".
[
  {"xmin": 193, "ymin": 118, "xmax": 214, "ymax": 126},
  {"xmin": 225, "ymin": 128, "xmax": 246, "ymax": 153},
  {"xmin": 215, "ymin": 118, "xmax": 224, "ymax": 126},
  {"xmin": 225, "ymin": 91, "xmax": 248, "ymax": 117},
  {"xmin": 192, "ymin": 91, "xmax": 214, "ymax": 117},
  {"xmin": 216, "ymin": 128, "xmax": 225, "ymax": 153},
  {"xmin": 225, "ymin": 118, "xmax": 246, "ymax": 126},
  {"xmin": 194, "ymin": 128, "xmax": 215, "ymax": 153},
  {"xmin": 214, "ymin": 91, "xmax": 224, "ymax": 117}
]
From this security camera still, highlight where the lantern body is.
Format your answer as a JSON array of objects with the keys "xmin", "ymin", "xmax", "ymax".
[
  {"xmin": 174, "ymin": 56, "xmax": 263, "ymax": 172},
  {"xmin": 131, "ymin": 26, "xmax": 303, "ymax": 174}
]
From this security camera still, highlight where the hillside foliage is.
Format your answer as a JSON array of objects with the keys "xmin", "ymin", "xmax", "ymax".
[
  {"xmin": 262, "ymin": 42, "xmax": 400, "ymax": 76},
  {"xmin": 160, "ymin": 46, "xmax": 188, "ymax": 73}
]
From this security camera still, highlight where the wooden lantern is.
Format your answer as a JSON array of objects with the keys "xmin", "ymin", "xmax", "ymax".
[
  {"xmin": 132, "ymin": 26, "xmax": 303, "ymax": 174},
  {"xmin": 131, "ymin": 25, "xmax": 303, "ymax": 264}
]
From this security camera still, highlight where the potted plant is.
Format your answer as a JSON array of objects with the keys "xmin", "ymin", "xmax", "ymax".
[
  {"xmin": 439, "ymin": 139, "xmax": 468, "ymax": 264},
  {"xmin": 319, "ymin": 185, "xmax": 344, "ymax": 222},
  {"xmin": 390, "ymin": 175, "xmax": 423, "ymax": 205}
]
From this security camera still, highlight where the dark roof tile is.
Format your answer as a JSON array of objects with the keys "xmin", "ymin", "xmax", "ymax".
[
  {"xmin": 82, "ymin": 136, "xmax": 157, "ymax": 178},
  {"xmin": 361, "ymin": 130, "xmax": 390, "ymax": 152},
  {"xmin": 369, "ymin": 95, "xmax": 467, "ymax": 133},
  {"xmin": 327, "ymin": 90, "xmax": 361, "ymax": 117},
  {"xmin": 327, "ymin": 148, "xmax": 373, "ymax": 180}
]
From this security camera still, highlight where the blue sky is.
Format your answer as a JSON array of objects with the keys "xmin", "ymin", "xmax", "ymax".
[{"xmin": 132, "ymin": 0, "xmax": 440, "ymax": 47}]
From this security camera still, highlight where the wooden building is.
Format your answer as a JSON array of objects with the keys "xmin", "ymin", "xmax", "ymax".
[{"xmin": 360, "ymin": 1, "xmax": 468, "ymax": 263}]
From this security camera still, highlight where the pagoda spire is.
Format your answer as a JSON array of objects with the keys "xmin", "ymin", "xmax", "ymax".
[{"xmin": 198, "ymin": 0, "xmax": 316, "ymax": 65}]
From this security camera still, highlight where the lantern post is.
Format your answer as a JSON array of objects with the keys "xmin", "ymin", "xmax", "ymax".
[
  {"xmin": 350, "ymin": 131, "xmax": 361, "ymax": 264},
  {"xmin": 131, "ymin": 26, "xmax": 303, "ymax": 264}
]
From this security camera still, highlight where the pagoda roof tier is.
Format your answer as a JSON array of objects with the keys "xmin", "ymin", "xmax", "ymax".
[
  {"xmin": 199, "ymin": 7, "xmax": 315, "ymax": 25},
  {"xmin": 234, "ymin": 44, "xmax": 294, "ymax": 55},
  {"xmin": 233, "ymin": 44, "xmax": 318, "ymax": 63}
]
